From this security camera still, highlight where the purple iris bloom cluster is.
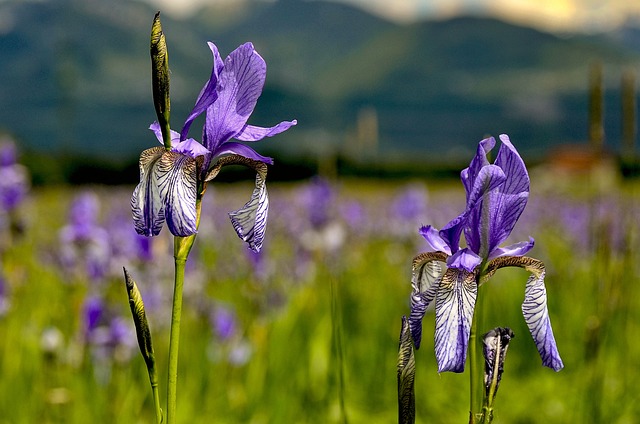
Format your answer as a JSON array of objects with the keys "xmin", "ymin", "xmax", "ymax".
[
  {"xmin": 132, "ymin": 42, "xmax": 296, "ymax": 252},
  {"xmin": 408, "ymin": 135, "xmax": 563, "ymax": 373}
]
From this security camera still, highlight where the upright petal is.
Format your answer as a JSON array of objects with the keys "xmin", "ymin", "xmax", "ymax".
[
  {"xmin": 461, "ymin": 136, "xmax": 495, "ymax": 197},
  {"xmin": 154, "ymin": 152, "xmax": 199, "ymax": 237},
  {"xmin": 434, "ymin": 268, "xmax": 477, "ymax": 373},
  {"xmin": 132, "ymin": 147, "xmax": 166, "ymax": 236},
  {"xmin": 181, "ymin": 42, "xmax": 224, "ymax": 139},
  {"xmin": 410, "ymin": 252, "xmax": 448, "ymax": 348},
  {"xmin": 205, "ymin": 42, "xmax": 266, "ymax": 151},
  {"xmin": 235, "ymin": 120, "xmax": 298, "ymax": 142}
]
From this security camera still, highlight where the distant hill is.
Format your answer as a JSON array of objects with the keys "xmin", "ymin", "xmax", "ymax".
[{"xmin": 1, "ymin": 0, "xmax": 640, "ymax": 168}]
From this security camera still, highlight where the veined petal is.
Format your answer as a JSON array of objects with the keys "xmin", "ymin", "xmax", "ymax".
[
  {"xmin": 181, "ymin": 42, "xmax": 224, "ymax": 139},
  {"xmin": 495, "ymin": 134, "xmax": 529, "ymax": 196},
  {"xmin": 211, "ymin": 141, "xmax": 273, "ymax": 165},
  {"xmin": 439, "ymin": 210, "xmax": 468, "ymax": 254},
  {"xmin": 235, "ymin": 120, "xmax": 298, "ymax": 142},
  {"xmin": 434, "ymin": 268, "xmax": 477, "ymax": 373},
  {"xmin": 410, "ymin": 251, "xmax": 448, "ymax": 348},
  {"xmin": 205, "ymin": 42, "xmax": 266, "ymax": 151},
  {"xmin": 419, "ymin": 225, "xmax": 452, "ymax": 255},
  {"xmin": 132, "ymin": 147, "xmax": 166, "ymax": 236},
  {"xmin": 227, "ymin": 160, "xmax": 269, "ymax": 252},
  {"xmin": 154, "ymin": 152, "xmax": 199, "ymax": 237},
  {"xmin": 485, "ymin": 256, "xmax": 563, "ymax": 371},
  {"xmin": 488, "ymin": 237, "xmax": 534, "ymax": 261}
]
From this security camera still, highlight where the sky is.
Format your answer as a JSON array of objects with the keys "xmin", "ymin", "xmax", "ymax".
[{"xmin": 144, "ymin": 0, "xmax": 640, "ymax": 33}]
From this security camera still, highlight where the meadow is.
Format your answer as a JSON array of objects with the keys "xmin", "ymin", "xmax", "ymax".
[{"xmin": 1, "ymin": 173, "xmax": 640, "ymax": 423}]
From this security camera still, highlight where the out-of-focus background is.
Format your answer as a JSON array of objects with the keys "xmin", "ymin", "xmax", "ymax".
[
  {"xmin": 3, "ymin": 0, "xmax": 640, "ymax": 182},
  {"xmin": 2, "ymin": 0, "xmax": 640, "ymax": 423}
]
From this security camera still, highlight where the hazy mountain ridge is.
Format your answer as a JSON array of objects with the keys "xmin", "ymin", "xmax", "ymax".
[{"xmin": 1, "ymin": 0, "xmax": 639, "ymax": 163}]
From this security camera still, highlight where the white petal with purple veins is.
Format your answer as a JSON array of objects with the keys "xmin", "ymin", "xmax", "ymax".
[{"xmin": 131, "ymin": 147, "xmax": 166, "ymax": 236}]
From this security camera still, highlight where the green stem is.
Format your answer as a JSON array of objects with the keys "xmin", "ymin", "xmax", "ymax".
[
  {"xmin": 166, "ymin": 198, "xmax": 201, "ymax": 424},
  {"xmin": 167, "ymin": 255, "xmax": 186, "ymax": 424},
  {"xmin": 150, "ymin": 373, "xmax": 163, "ymax": 424},
  {"xmin": 469, "ymin": 308, "xmax": 479, "ymax": 424}
]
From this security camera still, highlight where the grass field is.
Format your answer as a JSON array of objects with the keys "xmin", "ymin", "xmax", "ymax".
[{"xmin": 1, "ymin": 175, "xmax": 639, "ymax": 423}]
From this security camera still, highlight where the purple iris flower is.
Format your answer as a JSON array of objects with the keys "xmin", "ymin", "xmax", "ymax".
[
  {"xmin": 0, "ymin": 140, "xmax": 29, "ymax": 212},
  {"xmin": 132, "ymin": 42, "xmax": 296, "ymax": 251},
  {"xmin": 409, "ymin": 135, "xmax": 563, "ymax": 373}
]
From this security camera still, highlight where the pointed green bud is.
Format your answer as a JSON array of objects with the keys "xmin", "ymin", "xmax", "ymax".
[
  {"xmin": 150, "ymin": 11, "xmax": 171, "ymax": 150},
  {"xmin": 398, "ymin": 316, "xmax": 416, "ymax": 424},
  {"xmin": 123, "ymin": 267, "xmax": 157, "ymax": 374}
]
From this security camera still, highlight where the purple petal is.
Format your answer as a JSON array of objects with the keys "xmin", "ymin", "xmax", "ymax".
[
  {"xmin": 461, "ymin": 136, "xmax": 495, "ymax": 196},
  {"xmin": 434, "ymin": 269, "xmax": 477, "ymax": 373},
  {"xmin": 149, "ymin": 122, "xmax": 180, "ymax": 146},
  {"xmin": 205, "ymin": 42, "xmax": 266, "ymax": 151},
  {"xmin": 154, "ymin": 152, "xmax": 199, "ymax": 237},
  {"xmin": 212, "ymin": 141, "xmax": 274, "ymax": 165},
  {"xmin": 488, "ymin": 237, "xmax": 535, "ymax": 261},
  {"xmin": 181, "ymin": 42, "xmax": 224, "ymax": 139},
  {"xmin": 410, "ymin": 253, "xmax": 446, "ymax": 348},
  {"xmin": 522, "ymin": 268, "xmax": 564, "ymax": 371},
  {"xmin": 419, "ymin": 225, "xmax": 452, "ymax": 254},
  {"xmin": 446, "ymin": 248, "xmax": 482, "ymax": 273},
  {"xmin": 235, "ymin": 120, "xmax": 298, "ymax": 142},
  {"xmin": 439, "ymin": 210, "xmax": 468, "ymax": 255},
  {"xmin": 229, "ymin": 165, "xmax": 269, "ymax": 252},
  {"xmin": 131, "ymin": 147, "xmax": 166, "ymax": 236},
  {"xmin": 172, "ymin": 138, "xmax": 210, "ymax": 158}
]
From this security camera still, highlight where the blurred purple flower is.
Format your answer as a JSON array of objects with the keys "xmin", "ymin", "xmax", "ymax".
[
  {"xmin": 132, "ymin": 42, "xmax": 296, "ymax": 252},
  {"xmin": 210, "ymin": 305, "xmax": 238, "ymax": 341},
  {"xmin": 409, "ymin": 135, "xmax": 563, "ymax": 373},
  {"xmin": 59, "ymin": 193, "xmax": 111, "ymax": 280},
  {"xmin": 0, "ymin": 140, "xmax": 29, "ymax": 212}
]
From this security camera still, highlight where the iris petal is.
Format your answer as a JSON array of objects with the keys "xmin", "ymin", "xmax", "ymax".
[
  {"xmin": 205, "ymin": 42, "xmax": 267, "ymax": 151},
  {"xmin": 410, "ymin": 252, "xmax": 447, "ymax": 348},
  {"xmin": 488, "ymin": 237, "xmax": 535, "ymax": 261},
  {"xmin": 228, "ymin": 161, "xmax": 269, "ymax": 252},
  {"xmin": 419, "ymin": 225, "xmax": 452, "ymax": 255},
  {"xmin": 398, "ymin": 316, "xmax": 416, "ymax": 424},
  {"xmin": 154, "ymin": 152, "xmax": 199, "ymax": 237},
  {"xmin": 131, "ymin": 147, "xmax": 166, "ymax": 236},
  {"xmin": 235, "ymin": 120, "xmax": 298, "ymax": 142},
  {"xmin": 521, "ymin": 266, "xmax": 564, "ymax": 371},
  {"xmin": 434, "ymin": 269, "xmax": 477, "ymax": 373}
]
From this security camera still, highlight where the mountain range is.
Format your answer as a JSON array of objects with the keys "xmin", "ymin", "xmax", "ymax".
[{"xmin": 2, "ymin": 0, "xmax": 640, "ymax": 169}]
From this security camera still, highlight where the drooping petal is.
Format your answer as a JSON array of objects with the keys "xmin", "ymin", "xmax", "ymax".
[
  {"xmin": 410, "ymin": 252, "xmax": 448, "ymax": 348},
  {"xmin": 488, "ymin": 237, "xmax": 534, "ymax": 261},
  {"xmin": 398, "ymin": 316, "xmax": 416, "ymax": 424},
  {"xmin": 228, "ymin": 160, "xmax": 269, "ymax": 252},
  {"xmin": 235, "ymin": 120, "xmax": 298, "ymax": 142},
  {"xmin": 521, "ymin": 265, "xmax": 564, "ymax": 371},
  {"xmin": 180, "ymin": 42, "xmax": 224, "ymax": 139},
  {"xmin": 132, "ymin": 147, "xmax": 166, "ymax": 236},
  {"xmin": 205, "ymin": 42, "xmax": 266, "ymax": 151},
  {"xmin": 211, "ymin": 141, "xmax": 274, "ymax": 165},
  {"xmin": 419, "ymin": 225, "xmax": 451, "ymax": 255},
  {"xmin": 434, "ymin": 268, "xmax": 477, "ymax": 373},
  {"xmin": 447, "ymin": 248, "xmax": 482, "ymax": 273},
  {"xmin": 485, "ymin": 256, "xmax": 563, "ymax": 371},
  {"xmin": 154, "ymin": 151, "xmax": 199, "ymax": 237}
]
